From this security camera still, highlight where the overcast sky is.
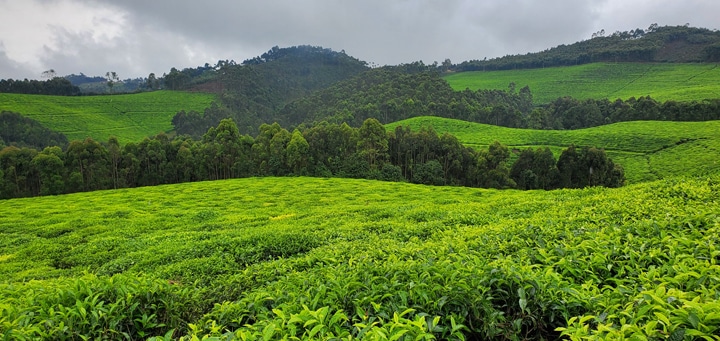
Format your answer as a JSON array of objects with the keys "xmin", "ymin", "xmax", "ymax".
[{"xmin": 0, "ymin": 0, "xmax": 718, "ymax": 80}]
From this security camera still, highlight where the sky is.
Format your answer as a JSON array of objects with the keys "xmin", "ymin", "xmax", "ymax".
[{"xmin": 0, "ymin": 0, "xmax": 718, "ymax": 80}]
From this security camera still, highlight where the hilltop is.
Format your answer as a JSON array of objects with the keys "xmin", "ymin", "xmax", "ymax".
[
  {"xmin": 455, "ymin": 24, "xmax": 720, "ymax": 71},
  {"xmin": 169, "ymin": 45, "xmax": 370, "ymax": 136}
]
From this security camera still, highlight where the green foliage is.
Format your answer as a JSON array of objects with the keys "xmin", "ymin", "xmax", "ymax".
[
  {"xmin": 276, "ymin": 68, "xmax": 534, "ymax": 128},
  {"xmin": 1, "ymin": 176, "xmax": 720, "ymax": 339},
  {"xmin": 444, "ymin": 62, "xmax": 720, "ymax": 104},
  {"xmin": 0, "ymin": 91, "xmax": 217, "ymax": 143},
  {"xmin": 0, "ymin": 111, "xmax": 68, "ymax": 149},
  {"xmin": 172, "ymin": 45, "xmax": 369, "ymax": 136},
  {"xmin": 0, "ymin": 77, "xmax": 80, "ymax": 96},
  {"xmin": 455, "ymin": 25, "xmax": 720, "ymax": 72},
  {"xmin": 387, "ymin": 116, "xmax": 720, "ymax": 184}
]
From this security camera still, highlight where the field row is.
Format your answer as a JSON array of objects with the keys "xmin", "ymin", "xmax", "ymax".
[
  {"xmin": 444, "ymin": 62, "xmax": 720, "ymax": 103},
  {"xmin": 0, "ymin": 91, "xmax": 216, "ymax": 143},
  {"xmin": 1, "ymin": 176, "xmax": 719, "ymax": 339}
]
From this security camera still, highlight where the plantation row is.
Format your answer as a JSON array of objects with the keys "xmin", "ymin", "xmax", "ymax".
[
  {"xmin": 0, "ymin": 117, "xmax": 623, "ymax": 199},
  {"xmin": 0, "ymin": 91, "xmax": 217, "ymax": 143},
  {"xmin": 0, "ymin": 176, "xmax": 718, "ymax": 339},
  {"xmin": 444, "ymin": 62, "xmax": 720, "ymax": 104}
]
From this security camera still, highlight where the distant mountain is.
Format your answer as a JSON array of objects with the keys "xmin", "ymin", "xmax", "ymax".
[
  {"xmin": 456, "ymin": 24, "xmax": 720, "ymax": 72},
  {"xmin": 64, "ymin": 73, "xmax": 106, "ymax": 85}
]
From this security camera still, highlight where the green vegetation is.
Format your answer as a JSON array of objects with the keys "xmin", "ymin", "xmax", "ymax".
[
  {"xmin": 171, "ymin": 46, "xmax": 369, "ymax": 136},
  {"xmin": 387, "ymin": 116, "xmax": 720, "ymax": 183},
  {"xmin": 444, "ymin": 62, "xmax": 720, "ymax": 104},
  {"xmin": 2, "ymin": 116, "xmax": 625, "ymax": 199},
  {"xmin": 0, "ymin": 91, "xmax": 216, "ymax": 143},
  {"xmin": 455, "ymin": 25, "xmax": 720, "ymax": 71},
  {"xmin": 1, "ymin": 176, "xmax": 719, "ymax": 339},
  {"xmin": 0, "ymin": 111, "xmax": 68, "ymax": 149}
]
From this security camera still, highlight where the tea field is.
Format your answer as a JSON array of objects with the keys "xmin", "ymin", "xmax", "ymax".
[
  {"xmin": 1, "ymin": 176, "xmax": 719, "ymax": 340},
  {"xmin": 387, "ymin": 116, "xmax": 720, "ymax": 184},
  {"xmin": 0, "ymin": 91, "xmax": 217, "ymax": 143},
  {"xmin": 443, "ymin": 62, "xmax": 720, "ymax": 104}
]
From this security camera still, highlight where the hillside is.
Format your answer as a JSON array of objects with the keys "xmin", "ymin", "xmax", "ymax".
[
  {"xmin": 1, "ymin": 176, "xmax": 719, "ymax": 339},
  {"xmin": 387, "ymin": 116, "xmax": 720, "ymax": 183},
  {"xmin": 171, "ymin": 45, "xmax": 370, "ymax": 136},
  {"xmin": 456, "ymin": 24, "xmax": 720, "ymax": 71},
  {"xmin": 0, "ymin": 91, "xmax": 216, "ymax": 143},
  {"xmin": 444, "ymin": 62, "xmax": 720, "ymax": 104}
]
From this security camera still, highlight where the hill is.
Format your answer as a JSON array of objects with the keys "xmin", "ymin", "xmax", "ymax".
[
  {"xmin": 387, "ymin": 116, "xmax": 720, "ymax": 183},
  {"xmin": 170, "ymin": 45, "xmax": 370, "ymax": 136},
  {"xmin": 0, "ymin": 91, "xmax": 216, "ymax": 143},
  {"xmin": 443, "ymin": 62, "xmax": 720, "ymax": 104},
  {"xmin": 1, "ymin": 176, "xmax": 719, "ymax": 339},
  {"xmin": 455, "ymin": 24, "xmax": 720, "ymax": 72}
]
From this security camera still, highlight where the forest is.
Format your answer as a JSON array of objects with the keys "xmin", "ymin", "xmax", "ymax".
[
  {"xmin": 174, "ymin": 67, "xmax": 720, "ymax": 136},
  {"xmin": 0, "ymin": 111, "xmax": 69, "ymax": 149},
  {"xmin": 0, "ymin": 117, "xmax": 623, "ymax": 199}
]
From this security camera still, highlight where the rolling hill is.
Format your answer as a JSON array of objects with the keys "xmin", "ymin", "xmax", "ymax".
[
  {"xmin": 443, "ymin": 62, "xmax": 720, "ymax": 104},
  {"xmin": 387, "ymin": 116, "xmax": 720, "ymax": 184},
  {"xmin": 1, "ymin": 176, "xmax": 719, "ymax": 339},
  {"xmin": 0, "ymin": 91, "xmax": 217, "ymax": 143}
]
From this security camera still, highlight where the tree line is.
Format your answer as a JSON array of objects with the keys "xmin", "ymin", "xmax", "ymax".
[
  {"xmin": 0, "ymin": 118, "xmax": 623, "ymax": 199},
  {"xmin": 455, "ymin": 24, "xmax": 720, "ymax": 72},
  {"xmin": 0, "ymin": 77, "xmax": 80, "ymax": 96}
]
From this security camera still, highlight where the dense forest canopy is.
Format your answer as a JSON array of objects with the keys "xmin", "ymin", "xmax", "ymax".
[
  {"xmin": 0, "ymin": 77, "xmax": 80, "ymax": 96},
  {"xmin": 0, "ymin": 111, "xmax": 68, "ymax": 149}
]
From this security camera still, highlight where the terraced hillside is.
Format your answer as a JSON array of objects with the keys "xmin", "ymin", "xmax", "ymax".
[
  {"xmin": 1, "ymin": 176, "xmax": 719, "ymax": 339},
  {"xmin": 388, "ymin": 116, "xmax": 720, "ymax": 183},
  {"xmin": 0, "ymin": 91, "xmax": 216, "ymax": 143},
  {"xmin": 444, "ymin": 62, "xmax": 720, "ymax": 104}
]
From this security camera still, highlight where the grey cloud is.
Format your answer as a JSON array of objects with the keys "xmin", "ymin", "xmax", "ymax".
[
  {"xmin": 4, "ymin": 0, "xmax": 720, "ymax": 79},
  {"xmin": 0, "ymin": 44, "xmax": 36, "ymax": 79}
]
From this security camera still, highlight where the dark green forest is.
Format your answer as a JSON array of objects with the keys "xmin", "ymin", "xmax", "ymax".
[
  {"xmin": 174, "ymin": 65, "xmax": 720, "ymax": 137},
  {"xmin": 171, "ymin": 45, "xmax": 370, "ymax": 135},
  {"xmin": 456, "ymin": 24, "xmax": 720, "ymax": 71},
  {"xmin": 0, "ymin": 77, "xmax": 80, "ymax": 96},
  {"xmin": 0, "ymin": 111, "xmax": 69, "ymax": 150},
  {"xmin": 0, "ymin": 117, "xmax": 623, "ymax": 199}
]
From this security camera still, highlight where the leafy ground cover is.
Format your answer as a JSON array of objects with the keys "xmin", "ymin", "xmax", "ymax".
[
  {"xmin": 1, "ymin": 176, "xmax": 719, "ymax": 339},
  {"xmin": 0, "ymin": 91, "xmax": 216, "ymax": 143},
  {"xmin": 388, "ymin": 116, "xmax": 720, "ymax": 184},
  {"xmin": 443, "ymin": 62, "xmax": 720, "ymax": 104}
]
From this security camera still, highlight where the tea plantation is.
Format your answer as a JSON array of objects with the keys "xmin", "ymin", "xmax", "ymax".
[
  {"xmin": 443, "ymin": 62, "xmax": 720, "ymax": 104},
  {"xmin": 0, "ymin": 91, "xmax": 216, "ymax": 143},
  {"xmin": 387, "ymin": 116, "xmax": 720, "ymax": 184},
  {"xmin": 1, "ymin": 176, "xmax": 719, "ymax": 340}
]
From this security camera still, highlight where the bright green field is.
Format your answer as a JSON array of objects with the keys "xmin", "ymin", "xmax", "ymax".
[
  {"xmin": 0, "ymin": 91, "xmax": 216, "ymax": 143},
  {"xmin": 387, "ymin": 116, "xmax": 720, "ymax": 184},
  {"xmin": 443, "ymin": 62, "xmax": 720, "ymax": 104},
  {"xmin": 1, "ymin": 176, "xmax": 719, "ymax": 339}
]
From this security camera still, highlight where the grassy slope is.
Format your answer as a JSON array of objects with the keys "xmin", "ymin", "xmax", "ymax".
[
  {"xmin": 1, "ymin": 176, "xmax": 719, "ymax": 339},
  {"xmin": 387, "ymin": 116, "xmax": 720, "ymax": 184},
  {"xmin": 443, "ymin": 62, "xmax": 720, "ymax": 104},
  {"xmin": 0, "ymin": 91, "xmax": 216, "ymax": 143}
]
